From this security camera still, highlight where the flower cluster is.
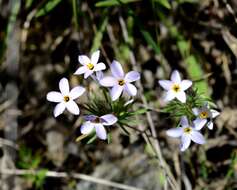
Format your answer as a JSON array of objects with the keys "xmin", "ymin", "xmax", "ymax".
[
  {"xmin": 159, "ymin": 70, "xmax": 220, "ymax": 151},
  {"xmin": 47, "ymin": 50, "xmax": 140, "ymax": 140},
  {"xmin": 46, "ymin": 50, "xmax": 219, "ymax": 150}
]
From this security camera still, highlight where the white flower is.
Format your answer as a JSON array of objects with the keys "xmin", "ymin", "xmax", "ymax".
[
  {"xmin": 166, "ymin": 116, "xmax": 205, "ymax": 151},
  {"xmin": 192, "ymin": 103, "xmax": 220, "ymax": 130},
  {"xmin": 46, "ymin": 78, "xmax": 85, "ymax": 117},
  {"xmin": 99, "ymin": 60, "xmax": 140, "ymax": 101},
  {"xmin": 159, "ymin": 70, "xmax": 192, "ymax": 103},
  {"xmin": 74, "ymin": 50, "xmax": 106, "ymax": 79},
  {"xmin": 80, "ymin": 114, "xmax": 118, "ymax": 140}
]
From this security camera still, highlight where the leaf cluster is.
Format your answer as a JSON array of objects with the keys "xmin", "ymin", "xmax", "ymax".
[
  {"xmin": 79, "ymin": 88, "xmax": 147, "ymax": 143},
  {"xmin": 17, "ymin": 146, "xmax": 48, "ymax": 190},
  {"xmin": 161, "ymin": 88, "xmax": 213, "ymax": 121},
  {"xmin": 84, "ymin": 88, "xmax": 146, "ymax": 126}
]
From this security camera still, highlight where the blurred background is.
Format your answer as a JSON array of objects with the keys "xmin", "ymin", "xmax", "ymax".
[{"xmin": 0, "ymin": 0, "xmax": 237, "ymax": 189}]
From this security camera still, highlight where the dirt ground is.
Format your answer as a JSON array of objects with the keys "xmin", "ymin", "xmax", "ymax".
[{"xmin": 0, "ymin": 0, "xmax": 237, "ymax": 189}]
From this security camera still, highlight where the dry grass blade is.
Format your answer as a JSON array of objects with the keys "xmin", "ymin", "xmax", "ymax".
[{"xmin": 222, "ymin": 30, "xmax": 237, "ymax": 58}]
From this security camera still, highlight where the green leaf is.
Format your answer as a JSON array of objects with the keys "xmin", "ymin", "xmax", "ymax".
[
  {"xmin": 86, "ymin": 134, "xmax": 97, "ymax": 144},
  {"xmin": 177, "ymin": 0, "xmax": 198, "ymax": 3},
  {"xmin": 158, "ymin": 171, "xmax": 166, "ymax": 186},
  {"xmin": 177, "ymin": 40, "xmax": 189, "ymax": 57},
  {"xmin": 35, "ymin": 169, "xmax": 48, "ymax": 189},
  {"xmin": 130, "ymin": 108, "xmax": 147, "ymax": 115},
  {"xmin": 35, "ymin": 0, "xmax": 63, "ymax": 18},
  {"xmin": 144, "ymin": 143, "xmax": 156, "ymax": 157},
  {"xmin": 141, "ymin": 30, "xmax": 160, "ymax": 54},
  {"xmin": 107, "ymin": 133, "xmax": 112, "ymax": 144},
  {"xmin": 96, "ymin": 0, "xmax": 140, "ymax": 7},
  {"xmin": 200, "ymin": 161, "xmax": 208, "ymax": 179},
  {"xmin": 185, "ymin": 55, "xmax": 210, "ymax": 96},
  {"xmin": 25, "ymin": 0, "xmax": 34, "ymax": 9},
  {"xmin": 153, "ymin": 0, "xmax": 171, "ymax": 9},
  {"xmin": 31, "ymin": 156, "xmax": 41, "ymax": 169},
  {"xmin": 90, "ymin": 15, "xmax": 108, "ymax": 53}
]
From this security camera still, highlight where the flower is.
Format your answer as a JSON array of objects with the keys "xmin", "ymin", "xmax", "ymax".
[
  {"xmin": 74, "ymin": 50, "xmax": 106, "ymax": 79},
  {"xmin": 158, "ymin": 70, "xmax": 192, "ymax": 103},
  {"xmin": 91, "ymin": 70, "xmax": 104, "ymax": 82},
  {"xmin": 80, "ymin": 114, "xmax": 118, "ymax": 140},
  {"xmin": 166, "ymin": 116, "xmax": 205, "ymax": 151},
  {"xmin": 192, "ymin": 103, "xmax": 220, "ymax": 130},
  {"xmin": 46, "ymin": 78, "xmax": 85, "ymax": 117},
  {"xmin": 99, "ymin": 60, "xmax": 140, "ymax": 101}
]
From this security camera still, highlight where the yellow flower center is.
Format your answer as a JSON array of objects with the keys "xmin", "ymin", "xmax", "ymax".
[
  {"xmin": 64, "ymin": 96, "xmax": 70, "ymax": 102},
  {"xmin": 87, "ymin": 63, "xmax": 94, "ymax": 70},
  {"xmin": 172, "ymin": 84, "xmax": 180, "ymax": 92},
  {"xmin": 118, "ymin": 79, "xmax": 125, "ymax": 86},
  {"xmin": 200, "ymin": 111, "xmax": 208, "ymax": 119},
  {"xmin": 183, "ymin": 127, "xmax": 192, "ymax": 134}
]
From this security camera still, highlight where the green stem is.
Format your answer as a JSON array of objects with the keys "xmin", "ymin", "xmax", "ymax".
[{"xmin": 72, "ymin": 0, "xmax": 79, "ymax": 30}]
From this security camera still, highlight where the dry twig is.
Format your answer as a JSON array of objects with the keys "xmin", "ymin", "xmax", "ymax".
[
  {"xmin": 118, "ymin": 15, "xmax": 179, "ymax": 190},
  {"xmin": 0, "ymin": 168, "xmax": 144, "ymax": 190}
]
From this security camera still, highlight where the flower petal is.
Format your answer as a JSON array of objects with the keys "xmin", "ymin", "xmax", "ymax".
[
  {"xmin": 59, "ymin": 78, "xmax": 70, "ymax": 95},
  {"xmin": 81, "ymin": 121, "xmax": 94, "ymax": 134},
  {"xmin": 96, "ymin": 71, "xmax": 104, "ymax": 81},
  {"xmin": 95, "ymin": 124, "xmax": 107, "ymax": 140},
  {"xmin": 69, "ymin": 86, "xmax": 85, "ymax": 100},
  {"xmin": 84, "ymin": 70, "xmax": 94, "ymax": 79},
  {"xmin": 192, "ymin": 108, "xmax": 199, "ymax": 116},
  {"xmin": 100, "ymin": 114, "xmax": 118, "ymax": 126},
  {"xmin": 180, "ymin": 135, "xmax": 191, "ymax": 151},
  {"xmin": 110, "ymin": 85, "xmax": 123, "ymax": 101},
  {"xmin": 90, "ymin": 74, "xmax": 97, "ymax": 81},
  {"xmin": 180, "ymin": 116, "xmax": 189, "ymax": 127},
  {"xmin": 74, "ymin": 66, "xmax": 88, "ymax": 75},
  {"xmin": 94, "ymin": 62, "xmax": 106, "ymax": 71},
  {"xmin": 84, "ymin": 115, "xmax": 97, "ymax": 121},
  {"xmin": 99, "ymin": 76, "xmax": 117, "ymax": 87},
  {"xmin": 166, "ymin": 127, "xmax": 183, "ymax": 137},
  {"xmin": 78, "ymin": 55, "xmax": 90, "ymax": 65},
  {"xmin": 47, "ymin": 91, "xmax": 63, "ymax": 102},
  {"xmin": 65, "ymin": 101, "xmax": 80, "ymax": 115},
  {"xmin": 210, "ymin": 109, "xmax": 220, "ymax": 118},
  {"xmin": 124, "ymin": 83, "xmax": 137, "ymax": 96},
  {"xmin": 180, "ymin": 80, "xmax": 192, "ymax": 91},
  {"xmin": 53, "ymin": 102, "xmax": 66, "ymax": 117},
  {"xmin": 91, "ymin": 50, "xmax": 100, "ymax": 65},
  {"xmin": 171, "ymin": 70, "xmax": 181, "ymax": 83},
  {"xmin": 159, "ymin": 80, "xmax": 173, "ymax": 91},
  {"xmin": 125, "ymin": 71, "xmax": 140, "ymax": 82},
  {"xmin": 176, "ymin": 91, "xmax": 186, "ymax": 103},
  {"xmin": 190, "ymin": 130, "xmax": 205, "ymax": 144},
  {"xmin": 111, "ymin": 60, "xmax": 124, "ymax": 78},
  {"xmin": 207, "ymin": 121, "xmax": 213, "ymax": 130},
  {"xmin": 164, "ymin": 90, "xmax": 175, "ymax": 102},
  {"xmin": 193, "ymin": 118, "xmax": 207, "ymax": 130}
]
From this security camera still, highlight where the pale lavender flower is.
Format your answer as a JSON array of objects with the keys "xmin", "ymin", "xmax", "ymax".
[
  {"xmin": 192, "ymin": 103, "xmax": 220, "ymax": 130},
  {"xmin": 99, "ymin": 60, "xmax": 140, "ymax": 101},
  {"xmin": 46, "ymin": 78, "xmax": 85, "ymax": 117},
  {"xmin": 166, "ymin": 116, "xmax": 205, "ymax": 151},
  {"xmin": 74, "ymin": 50, "xmax": 106, "ymax": 79},
  {"xmin": 80, "ymin": 114, "xmax": 118, "ymax": 140},
  {"xmin": 159, "ymin": 70, "xmax": 192, "ymax": 103}
]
